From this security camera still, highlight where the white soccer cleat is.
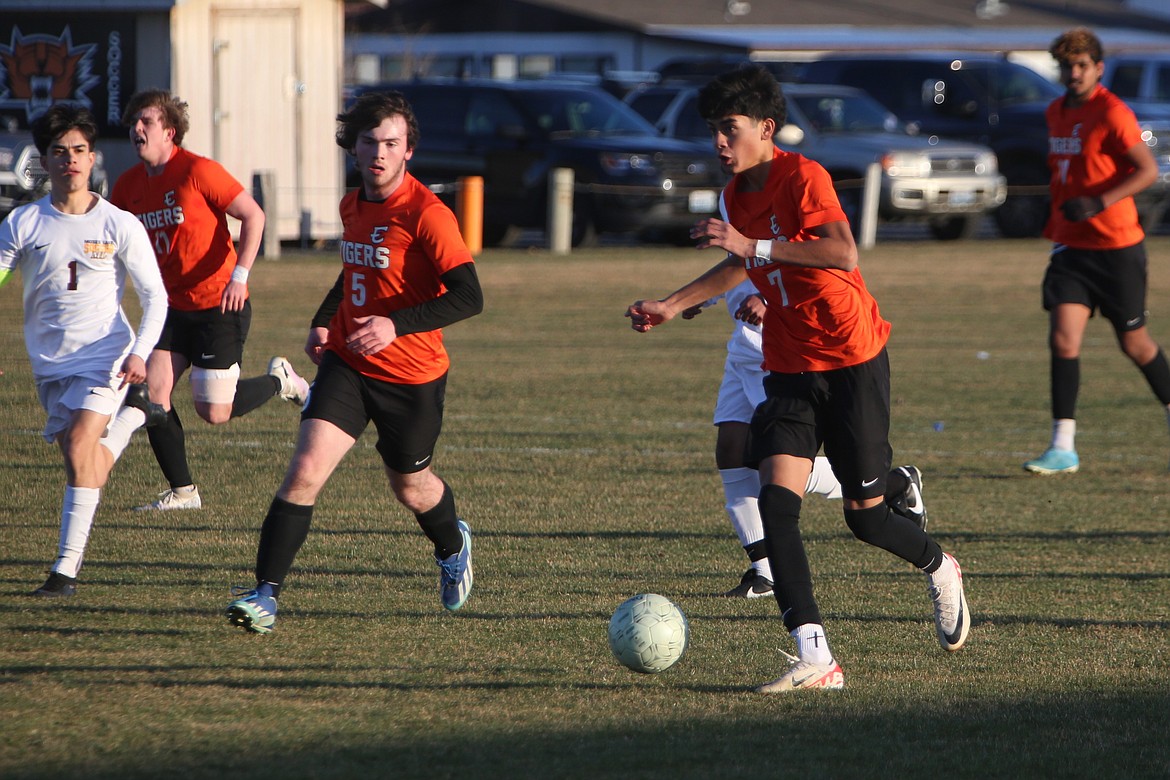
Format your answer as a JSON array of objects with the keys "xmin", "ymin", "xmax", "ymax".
[
  {"xmin": 755, "ymin": 650, "xmax": 844, "ymax": 693},
  {"xmin": 134, "ymin": 486, "xmax": 202, "ymax": 512},
  {"xmin": 268, "ymin": 356, "xmax": 309, "ymax": 405},
  {"xmin": 927, "ymin": 552, "xmax": 970, "ymax": 651}
]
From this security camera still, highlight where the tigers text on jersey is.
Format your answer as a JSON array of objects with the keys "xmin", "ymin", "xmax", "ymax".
[
  {"xmin": 332, "ymin": 173, "xmax": 474, "ymax": 384},
  {"xmin": 0, "ymin": 195, "xmax": 167, "ymax": 383},
  {"xmin": 722, "ymin": 147, "xmax": 890, "ymax": 373},
  {"xmin": 1045, "ymin": 84, "xmax": 1146, "ymax": 250},
  {"xmin": 110, "ymin": 146, "xmax": 245, "ymax": 311}
]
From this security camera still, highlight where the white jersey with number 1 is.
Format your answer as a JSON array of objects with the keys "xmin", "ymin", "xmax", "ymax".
[{"xmin": 0, "ymin": 194, "xmax": 167, "ymax": 383}]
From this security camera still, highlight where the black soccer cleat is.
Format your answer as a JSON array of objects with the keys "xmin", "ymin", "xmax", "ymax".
[
  {"xmin": 123, "ymin": 383, "xmax": 168, "ymax": 428},
  {"xmin": 32, "ymin": 571, "xmax": 77, "ymax": 598}
]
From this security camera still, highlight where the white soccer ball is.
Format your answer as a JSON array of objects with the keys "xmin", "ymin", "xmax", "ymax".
[{"xmin": 608, "ymin": 593, "xmax": 689, "ymax": 674}]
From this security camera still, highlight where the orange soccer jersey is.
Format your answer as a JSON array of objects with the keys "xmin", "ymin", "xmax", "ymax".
[
  {"xmin": 726, "ymin": 147, "xmax": 890, "ymax": 374},
  {"xmin": 110, "ymin": 146, "xmax": 245, "ymax": 311},
  {"xmin": 1045, "ymin": 84, "xmax": 1146, "ymax": 250},
  {"xmin": 331, "ymin": 173, "xmax": 474, "ymax": 384}
]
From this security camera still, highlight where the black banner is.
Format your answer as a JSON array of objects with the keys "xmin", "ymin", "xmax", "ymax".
[{"xmin": 0, "ymin": 14, "xmax": 137, "ymax": 137}]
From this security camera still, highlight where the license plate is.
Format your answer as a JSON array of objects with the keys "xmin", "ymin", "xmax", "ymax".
[
  {"xmin": 948, "ymin": 190, "xmax": 976, "ymax": 206},
  {"xmin": 689, "ymin": 189, "xmax": 717, "ymax": 213}
]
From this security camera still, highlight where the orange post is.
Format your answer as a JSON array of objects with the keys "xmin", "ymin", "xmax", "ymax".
[{"xmin": 456, "ymin": 176, "xmax": 484, "ymax": 255}]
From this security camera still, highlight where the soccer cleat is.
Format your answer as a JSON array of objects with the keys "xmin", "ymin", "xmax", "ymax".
[
  {"xmin": 755, "ymin": 650, "xmax": 844, "ymax": 694},
  {"xmin": 890, "ymin": 465, "xmax": 928, "ymax": 530},
  {"xmin": 32, "ymin": 571, "xmax": 77, "ymax": 598},
  {"xmin": 723, "ymin": 568, "xmax": 774, "ymax": 598},
  {"xmin": 927, "ymin": 552, "xmax": 970, "ymax": 652},
  {"xmin": 436, "ymin": 519, "xmax": 473, "ymax": 611},
  {"xmin": 1023, "ymin": 447, "xmax": 1079, "ymax": 475},
  {"xmin": 134, "ymin": 486, "xmax": 202, "ymax": 512},
  {"xmin": 225, "ymin": 586, "xmax": 278, "ymax": 634},
  {"xmin": 268, "ymin": 356, "xmax": 310, "ymax": 405},
  {"xmin": 123, "ymin": 383, "xmax": 168, "ymax": 428}
]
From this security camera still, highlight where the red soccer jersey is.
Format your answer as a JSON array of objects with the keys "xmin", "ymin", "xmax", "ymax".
[
  {"xmin": 110, "ymin": 146, "xmax": 245, "ymax": 311},
  {"xmin": 331, "ymin": 173, "xmax": 474, "ymax": 384},
  {"xmin": 1045, "ymin": 84, "xmax": 1146, "ymax": 249},
  {"xmin": 724, "ymin": 147, "xmax": 890, "ymax": 373}
]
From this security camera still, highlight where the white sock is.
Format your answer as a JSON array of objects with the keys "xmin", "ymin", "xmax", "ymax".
[
  {"xmin": 54, "ymin": 485, "xmax": 100, "ymax": 578},
  {"xmin": 805, "ymin": 456, "xmax": 842, "ymax": 500},
  {"xmin": 1051, "ymin": 418, "xmax": 1076, "ymax": 451},
  {"xmin": 100, "ymin": 406, "xmax": 146, "ymax": 462},
  {"xmin": 792, "ymin": 623, "xmax": 833, "ymax": 666},
  {"xmin": 720, "ymin": 468, "xmax": 772, "ymax": 580}
]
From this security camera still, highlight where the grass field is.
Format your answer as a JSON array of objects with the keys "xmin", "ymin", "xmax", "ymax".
[{"xmin": 1, "ymin": 238, "xmax": 1168, "ymax": 779}]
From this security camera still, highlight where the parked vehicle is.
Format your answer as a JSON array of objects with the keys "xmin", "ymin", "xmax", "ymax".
[
  {"xmin": 1102, "ymin": 53, "xmax": 1170, "ymax": 226},
  {"xmin": 797, "ymin": 52, "xmax": 1170, "ymax": 237},
  {"xmin": 347, "ymin": 79, "xmax": 726, "ymax": 246},
  {"xmin": 0, "ymin": 125, "xmax": 109, "ymax": 219},
  {"xmin": 626, "ymin": 82, "xmax": 1006, "ymax": 240}
]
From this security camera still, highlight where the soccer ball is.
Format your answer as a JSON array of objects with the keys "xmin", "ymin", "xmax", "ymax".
[{"xmin": 607, "ymin": 593, "xmax": 689, "ymax": 674}]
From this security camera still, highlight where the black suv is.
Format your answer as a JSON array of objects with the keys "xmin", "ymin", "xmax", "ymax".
[
  {"xmin": 348, "ymin": 79, "xmax": 726, "ymax": 246},
  {"xmin": 799, "ymin": 53, "xmax": 1062, "ymax": 238}
]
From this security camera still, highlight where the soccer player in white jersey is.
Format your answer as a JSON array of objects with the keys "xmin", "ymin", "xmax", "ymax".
[{"xmin": 0, "ymin": 104, "xmax": 168, "ymax": 597}]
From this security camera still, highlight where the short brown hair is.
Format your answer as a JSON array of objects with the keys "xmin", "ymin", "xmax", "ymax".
[
  {"xmin": 1050, "ymin": 27, "xmax": 1104, "ymax": 64},
  {"xmin": 32, "ymin": 103, "xmax": 98, "ymax": 156},
  {"xmin": 122, "ymin": 89, "xmax": 190, "ymax": 146}
]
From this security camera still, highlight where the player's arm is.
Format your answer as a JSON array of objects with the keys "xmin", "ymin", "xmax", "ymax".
[
  {"xmin": 220, "ymin": 190, "xmax": 266, "ymax": 313},
  {"xmin": 626, "ymin": 254, "xmax": 746, "ymax": 333},
  {"xmin": 306, "ymin": 271, "xmax": 344, "ymax": 364},
  {"xmin": 1062, "ymin": 125, "xmax": 1159, "ymax": 221},
  {"xmin": 692, "ymin": 216, "xmax": 858, "ymax": 272},
  {"xmin": 388, "ymin": 262, "xmax": 484, "ymax": 335},
  {"xmin": 121, "ymin": 220, "xmax": 168, "ymax": 385}
]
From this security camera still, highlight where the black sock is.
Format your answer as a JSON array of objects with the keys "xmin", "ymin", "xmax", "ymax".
[
  {"xmin": 414, "ymin": 482, "xmax": 463, "ymax": 559},
  {"xmin": 147, "ymin": 406, "xmax": 193, "ymax": 488},
  {"xmin": 231, "ymin": 376, "xmax": 280, "ymax": 419},
  {"xmin": 843, "ymin": 504, "xmax": 942, "ymax": 570},
  {"xmin": 1139, "ymin": 350, "xmax": 1170, "ymax": 406},
  {"xmin": 1052, "ymin": 355, "xmax": 1079, "ymax": 420},
  {"xmin": 255, "ymin": 497, "xmax": 314, "ymax": 594},
  {"xmin": 759, "ymin": 484, "xmax": 820, "ymax": 632}
]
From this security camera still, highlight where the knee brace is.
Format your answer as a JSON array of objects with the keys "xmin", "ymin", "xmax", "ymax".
[{"xmin": 190, "ymin": 363, "xmax": 241, "ymax": 404}]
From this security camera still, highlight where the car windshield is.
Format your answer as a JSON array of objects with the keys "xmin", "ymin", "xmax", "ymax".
[
  {"xmin": 524, "ymin": 89, "xmax": 658, "ymax": 136},
  {"xmin": 789, "ymin": 93, "xmax": 900, "ymax": 134},
  {"xmin": 959, "ymin": 62, "xmax": 1062, "ymax": 105}
]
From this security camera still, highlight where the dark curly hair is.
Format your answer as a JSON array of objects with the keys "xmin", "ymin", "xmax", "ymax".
[
  {"xmin": 335, "ymin": 91, "xmax": 420, "ymax": 153},
  {"xmin": 1050, "ymin": 27, "xmax": 1104, "ymax": 65}
]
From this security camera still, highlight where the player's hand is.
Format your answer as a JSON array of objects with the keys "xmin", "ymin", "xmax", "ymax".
[
  {"xmin": 346, "ymin": 315, "xmax": 397, "ymax": 356},
  {"xmin": 690, "ymin": 217, "xmax": 751, "ymax": 258},
  {"xmin": 304, "ymin": 327, "xmax": 330, "ymax": 365},
  {"xmin": 680, "ymin": 303, "xmax": 704, "ymax": 320},
  {"xmin": 626, "ymin": 299, "xmax": 672, "ymax": 332},
  {"xmin": 220, "ymin": 280, "xmax": 247, "ymax": 313},
  {"xmin": 1061, "ymin": 196, "xmax": 1105, "ymax": 222},
  {"xmin": 735, "ymin": 294, "xmax": 766, "ymax": 325},
  {"xmin": 116, "ymin": 354, "xmax": 147, "ymax": 388}
]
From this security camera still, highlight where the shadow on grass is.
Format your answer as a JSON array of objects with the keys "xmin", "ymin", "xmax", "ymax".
[{"xmin": 4, "ymin": 688, "xmax": 1168, "ymax": 780}]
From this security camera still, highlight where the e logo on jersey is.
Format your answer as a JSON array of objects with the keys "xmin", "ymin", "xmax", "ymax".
[{"xmin": 369, "ymin": 226, "xmax": 387, "ymax": 244}]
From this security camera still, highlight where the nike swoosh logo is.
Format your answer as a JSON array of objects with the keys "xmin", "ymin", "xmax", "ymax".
[
  {"xmin": 861, "ymin": 477, "xmax": 879, "ymax": 487},
  {"xmin": 1126, "ymin": 318, "xmax": 1141, "ymax": 327},
  {"xmin": 33, "ymin": 243, "xmax": 50, "ymax": 250},
  {"xmin": 414, "ymin": 456, "xmax": 432, "ymax": 466},
  {"xmin": 201, "ymin": 353, "xmax": 216, "ymax": 360}
]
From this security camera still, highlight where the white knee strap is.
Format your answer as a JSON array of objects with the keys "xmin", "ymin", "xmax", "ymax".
[{"xmin": 191, "ymin": 363, "xmax": 241, "ymax": 404}]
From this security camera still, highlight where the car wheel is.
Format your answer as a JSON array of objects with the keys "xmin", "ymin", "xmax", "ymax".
[{"xmin": 928, "ymin": 215, "xmax": 979, "ymax": 241}]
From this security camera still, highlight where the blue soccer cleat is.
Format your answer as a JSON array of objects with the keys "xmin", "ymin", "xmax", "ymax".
[
  {"xmin": 436, "ymin": 519, "xmax": 473, "ymax": 611},
  {"xmin": 1023, "ymin": 447, "xmax": 1079, "ymax": 475},
  {"xmin": 225, "ymin": 585, "xmax": 278, "ymax": 634}
]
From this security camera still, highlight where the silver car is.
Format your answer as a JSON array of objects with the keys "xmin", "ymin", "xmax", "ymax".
[{"xmin": 627, "ymin": 82, "xmax": 1006, "ymax": 240}]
